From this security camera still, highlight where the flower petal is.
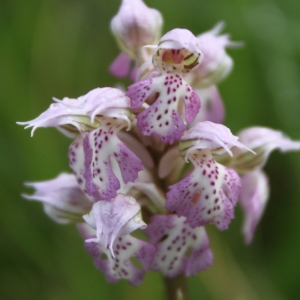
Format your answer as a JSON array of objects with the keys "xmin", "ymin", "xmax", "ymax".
[
  {"xmin": 109, "ymin": 52, "xmax": 132, "ymax": 77},
  {"xmin": 180, "ymin": 121, "xmax": 252, "ymax": 158},
  {"xmin": 83, "ymin": 194, "xmax": 146, "ymax": 255},
  {"xmin": 166, "ymin": 149, "xmax": 241, "ymax": 230},
  {"xmin": 80, "ymin": 87, "xmax": 131, "ymax": 123},
  {"xmin": 238, "ymin": 127, "xmax": 300, "ymax": 154},
  {"xmin": 126, "ymin": 74, "xmax": 200, "ymax": 143},
  {"xmin": 145, "ymin": 215, "xmax": 213, "ymax": 277},
  {"xmin": 69, "ymin": 118, "xmax": 142, "ymax": 201},
  {"xmin": 17, "ymin": 98, "xmax": 93, "ymax": 138},
  {"xmin": 240, "ymin": 170, "xmax": 269, "ymax": 244},
  {"xmin": 191, "ymin": 86, "xmax": 225, "ymax": 124},
  {"xmin": 85, "ymin": 234, "xmax": 155, "ymax": 286}
]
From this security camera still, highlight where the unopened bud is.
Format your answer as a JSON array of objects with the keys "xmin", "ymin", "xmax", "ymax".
[{"xmin": 111, "ymin": 0, "xmax": 163, "ymax": 58}]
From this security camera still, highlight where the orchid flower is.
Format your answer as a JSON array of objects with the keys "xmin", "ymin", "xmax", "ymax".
[{"xmin": 18, "ymin": 0, "xmax": 300, "ymax": 295}]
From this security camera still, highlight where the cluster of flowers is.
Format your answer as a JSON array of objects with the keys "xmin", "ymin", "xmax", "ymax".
[{"xmin": 19, "ymin": 0, "xmax": 300, "ymax": 286}]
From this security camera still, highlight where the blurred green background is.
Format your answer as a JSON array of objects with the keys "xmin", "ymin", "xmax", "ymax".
[{"xmin": 1, "ymin": 0, "xmax": 300, "ymax": 299}]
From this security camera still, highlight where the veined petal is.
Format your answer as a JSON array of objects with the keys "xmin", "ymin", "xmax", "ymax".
[
  {"xmin": 85, "ymin": 234, "xmax": 155, "ymax": 286},
  {"xmin": 240, "ymin": 170, "xmax": 269, "ymax": 244},
  {"xmin": 180, "ymin": 121, "xmax": 252, "ymax": 158},
  {"xmin": 126, "ymin": 74, "xmax": 200, "ymax": 144},
  {"xmin": 153, "ymin": 28, "xmax": 203, "ymax": 73},
  {"xmin": 166, "ymin": 149, "xmax": 241, "ymax": 230},
  {"xmin": 69, "ymin": 118, "xmax": 142, "ymax": 201},
  {"xmin": 83, "ymin": 194, "xmax": 146, "ymax": 256},
  {"xmin": 145, "ymin": 215, "xmax": 213, "ymax": 277},
  {"xmin": 23, "ymin": 173, "xmax": 92, "ymax": 224}
]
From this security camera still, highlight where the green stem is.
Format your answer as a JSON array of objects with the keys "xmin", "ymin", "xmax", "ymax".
[{"xmin": 164, "ymin": 274, "xmax": 188, "ymax": 300}]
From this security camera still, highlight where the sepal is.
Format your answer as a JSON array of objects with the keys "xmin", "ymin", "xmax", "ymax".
[
  {"xmin": 22, "ymin": 173, "xmax": 92, "ymax": 224},
  {"xmin": 180, "ymin": 121, "xmax": 252, "ymax": 159},
  {"xmin": 216, "ymin": 127, "xmax": 300, "ymax": 174},
  {"xmin": 240, "ymin": 170, "xmax": 269, "ymax": 244}
]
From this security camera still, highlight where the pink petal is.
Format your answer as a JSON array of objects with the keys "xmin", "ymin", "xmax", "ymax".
[
  {"xmin": 231, "ymin": 127, "xmax": 300, "ymax": 172},
  {"xmin": 126, "ymin": 74, "xmax": 200, "ymax": 144},
  {"xmin": 240, "ymin": 170, "xmax": 269, "ymax": 244},
  {"xmin": 83, "ymin": 194, "xmax": 146, "ymax": 255},
  {"xmin": 17, "ymin": 98, "xmax": 88, "ymax": 137},
  {"xmin": 69, "ymin": 118, "xmax": 142, "ymax": 201},
  {"xmin": 85, "ymin": 234, "xmax": 155, "ymax": 286},
  {"xmin": 80, "ymin": 87, "xmax": 131, "ymax": 123},
  {"xmin": 192, "ymin": 22, "xmax": 241, "ymax": 87},
  {"xmin": 166, "ymin": 150, "xmax": 241, "ymax": 230},
  {"xmin": 181, "ymin": 121, "xmax": 251, "ymax": 157},
  {"xmin": 109, "ymin": 52, "xmax": 132, "ymax": 77},
  {"xmin": 191, "ymin": 86, "xmax": 225, "ymax": 124},
  {"xmin": 146, "ymin": 215, "xmax": 213, "ymax": 277}
]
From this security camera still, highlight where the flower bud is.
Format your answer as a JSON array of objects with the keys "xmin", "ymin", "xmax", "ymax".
[{"xmin": 111, "ymin": 0, "xmax": 163, "ymax": 58}]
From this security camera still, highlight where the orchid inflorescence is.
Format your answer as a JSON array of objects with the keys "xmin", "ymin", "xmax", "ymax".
[{"xmin": 18, "ymin": 0, "xmax": 300, "ymax": 287}]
